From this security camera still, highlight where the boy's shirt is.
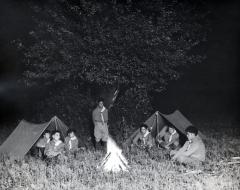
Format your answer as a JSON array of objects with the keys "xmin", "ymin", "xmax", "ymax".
[
  {"xmin": 36, "ymin": 137, "xmax": 50, "ymax": 148},
  {"xmin": 92, "ymin": 107, "xmax": 108, "ymax": 124},
  {"xmin": 65, "ymin": 136, "xmax": 79, "ymax": 152},
  {"xmin": 163, "ymin": 131, "xmax": 180, "ymax": 147},
  {"xmin": 44, "ymin": 140, "xmax": 64, "ymax": 158},
  {"xmin": 177, "ymin": 135, "xmax": 205, "ymax": 161},
  {"xmin": 133, "ymin": 131, "xmax": 153, "ymax": 148}
]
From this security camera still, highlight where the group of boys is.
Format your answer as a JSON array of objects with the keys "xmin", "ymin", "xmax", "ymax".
[
  {"xmin": 35, "ymin": 129, "xmax": 80, "ymax": 159},
  {"xmin": 132, "ymin": 123, "xmax": 206, "ymax": 166},
  {"xmin": 91, "ymin": 97, "xmax": 206, "ymax": 166},
  {"xmin": 35, "ymin": 97, "xmax": 206, "ymax": 167},
  {"xmin": 33, "ymin": 97, "xmax": 108, "ymax": 160},
  {"xmin": 91, "ymin": 97, "xmax": 206, "ymax": 167}
]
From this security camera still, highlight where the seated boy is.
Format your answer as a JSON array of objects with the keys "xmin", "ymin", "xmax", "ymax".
[
  {"xmin": 65, "ymin": 129, "xmax": 79, "ymax": 154},
  {"xmin": 171, "ymin": 126, "xmax": 205, "ymax": 166},
  {"xmin": 156, "ymin": 125, "xmax": 180, "ymax": 150},
  {"xmin": 132, "ymin": 124, "xmax": 154, "ymax": 149},
  {"xmin": 44, "ymin": 130, "xmax": 65, "ymax": 158},
  {"xmin": 36, "ymin": 130, "xmax": 51, "ymax": 159}
]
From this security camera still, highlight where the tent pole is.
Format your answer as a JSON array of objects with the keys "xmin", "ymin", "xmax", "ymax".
[{"xmin": 54, "ymin": 116, "xmax": 58, "ymax": 131}]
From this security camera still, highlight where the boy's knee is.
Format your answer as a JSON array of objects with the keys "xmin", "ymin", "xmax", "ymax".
[
  {"xmin": 170, "ymin": 150, "xmax": 177, "ymax": 156},
  {"xmin": 102, "ymin": 133, "xmax": 108, "ymax": 142},
  {"xmin": 94, "ymin": 131, "xmax": 101, "ymax": 141},
  {"xmin": 95, "ymin": 138, "xmax": 100, "ymax": 142},
  {"xmin": 177, "ymin": 155, "xmax": 185, "ymax": 163}
]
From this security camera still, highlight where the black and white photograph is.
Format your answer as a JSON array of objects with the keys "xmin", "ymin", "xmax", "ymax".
[{"xmin": 0, "ymin": 0, "xmax": 239, "ymax": 189}]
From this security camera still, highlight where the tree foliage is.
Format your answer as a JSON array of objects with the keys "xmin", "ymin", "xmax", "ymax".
[
  {"xmin": 15, "ymin": 0, "xmax": 208, "ymax": 124},
  {"xmin": 19, "ymin": 0, "xmax": 206, "ymax": 90}
]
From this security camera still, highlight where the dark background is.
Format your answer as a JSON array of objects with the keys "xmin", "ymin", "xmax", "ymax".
[
  {"xmin": 0, "ymin": 0, "xmax": 239, "ymax": 123},
  {"xmin": 155, "ymin": 0, "xmax": 240, "ymax": 119}
]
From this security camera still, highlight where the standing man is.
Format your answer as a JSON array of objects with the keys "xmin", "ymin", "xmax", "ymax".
[{"xmin": 92, "ymin": 97, "xmax": 109, "ymax": 151}]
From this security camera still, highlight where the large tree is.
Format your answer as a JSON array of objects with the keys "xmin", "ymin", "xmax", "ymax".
[{"xmin": 16, "ymin": 0, "xmax": 208, "ymax": 124}]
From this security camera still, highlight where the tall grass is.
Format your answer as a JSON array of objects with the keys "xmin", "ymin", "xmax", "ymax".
[{"xmin": 0, "ymin": 119, "xmax": 239, "ymax": 190}]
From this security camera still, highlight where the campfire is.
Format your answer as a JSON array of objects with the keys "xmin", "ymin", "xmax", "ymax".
[{"xmin": 100, "ymin": 136, "xmax": 129, "ymax": 172}]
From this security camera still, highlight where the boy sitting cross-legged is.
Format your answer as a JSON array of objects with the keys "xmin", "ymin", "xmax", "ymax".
[
  {"xmin": 171, "ymin": 126, "xmax": 205, "ymax": 166},
  {"xmin": 44, "ymin": 130, "xmax": 65, "ymax": 159},
  {"xmin": 132, "ymin": 124, "xmax": 154, "ymax": 150},
  {"xmin": 156, "ymin": 125, "xmax": 180, "ymax": 151}
]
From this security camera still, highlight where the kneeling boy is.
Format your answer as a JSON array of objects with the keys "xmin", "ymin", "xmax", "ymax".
[
  {"xmin": 65, "ymin": 129, "xmax": 79, "ymax": 154},
  {"xmin": 156, "ymin": 125, "xmax": 180, "ymax": 150}
]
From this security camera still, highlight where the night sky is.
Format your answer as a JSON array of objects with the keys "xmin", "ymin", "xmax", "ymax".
[
  {"xmin": 0, "ymin": 0, "xmax": 239, "ymax": 122},
  {"xmin": 155, "ymin": 0, "xmax": 240, "ymax": 118}
]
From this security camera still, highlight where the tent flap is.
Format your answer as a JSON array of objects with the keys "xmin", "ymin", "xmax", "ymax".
[{"xmin": 0, "ymin": 121, "xmax": 49, "ymax": 158}]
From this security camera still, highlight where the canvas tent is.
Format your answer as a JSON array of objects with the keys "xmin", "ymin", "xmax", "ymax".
[
  {"xmin": 0, "ymin": 116, "xmax": 68, "ymax": 159},
  {"xmin": 125, "ymin": 110, "xmax": 195, "ymax": 146}
]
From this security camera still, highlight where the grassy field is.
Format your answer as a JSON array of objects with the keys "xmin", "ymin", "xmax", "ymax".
[{"xmin": 0, "ymin": 118, "xmax": 240, "ymax": 190}]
